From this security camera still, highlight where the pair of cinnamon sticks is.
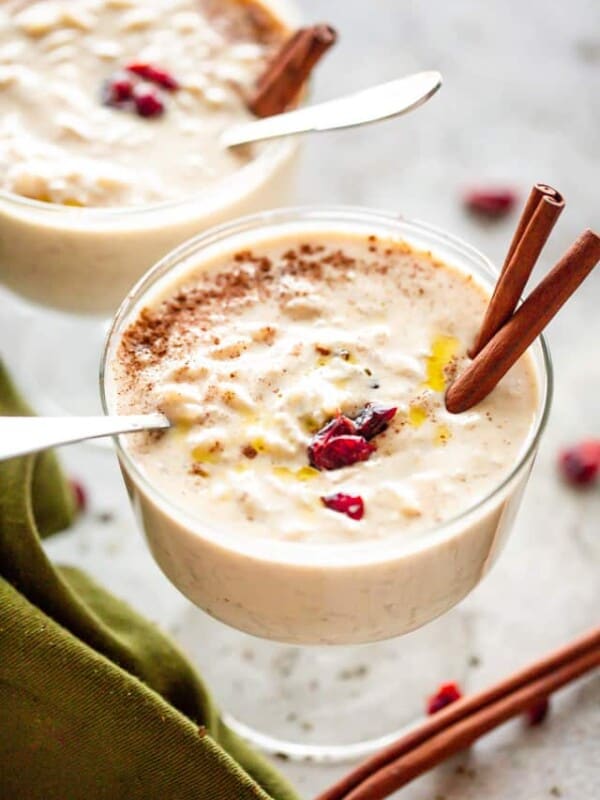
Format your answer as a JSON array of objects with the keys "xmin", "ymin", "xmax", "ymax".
[
  {"xmin": 446, "ymin": 186, "xmax": 600, "ymax": 413},
  {"xmin": 316, "ymin": 627, "xmax": 600, "ymax": 800}
]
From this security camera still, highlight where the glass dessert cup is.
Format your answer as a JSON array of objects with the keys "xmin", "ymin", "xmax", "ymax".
[
  {"xmin": 101, "ymin": 206, "xmax": 552, "ymax": 761},
  {"xmin": 0, "ymin": 0, "xmax": 301, "ymax": 418}
]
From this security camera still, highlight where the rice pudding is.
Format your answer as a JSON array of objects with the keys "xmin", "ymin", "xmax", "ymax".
[
  {"xmin": 0, "ymin": 0, "xmax": 300, "ymax": 312},
  {"xmin": 0, "ymin": 0, "xmax": 286, "ymax": 206},
  {"xmin": 103, "ymin": 209, "xmax": 548, "ymax": 644}
]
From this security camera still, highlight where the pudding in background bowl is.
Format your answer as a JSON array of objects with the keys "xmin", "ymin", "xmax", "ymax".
[
  {"xmin": 102, "ymin": 206, "xmax": 551, "ymax": 646},
  {"xmin": 0, "ymin": 0, "xmax": 300, "ymax": 314}
]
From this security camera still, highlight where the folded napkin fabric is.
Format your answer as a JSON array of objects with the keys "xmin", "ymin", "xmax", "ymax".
[{"xmin": 0, "ymin": 361, "xmax": 299, "ymax": 800}]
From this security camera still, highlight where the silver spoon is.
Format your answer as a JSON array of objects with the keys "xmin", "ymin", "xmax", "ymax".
[
  {"xmin": 0, "ymin": 414, "xmax": 170, "ymax": 461},
  {"xmin": 221, "ymin": 70, "xmax": 442, "ymax": 148}
]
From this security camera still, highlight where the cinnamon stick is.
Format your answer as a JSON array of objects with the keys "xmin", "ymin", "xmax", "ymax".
[
  {"xmin": 248, "ymin": 24, "xmax": 337, "ymax": 117},
  {"xmin": 446, "ymin": 229, "xmax": 600, "ymax": 414},
  {"xmin": 503, "ymin": 184, "xmax": 564, "ymax": 272},
  {"xmin": 316, "ymin": 627, "xmax": 600, "ymax": 800},
  {"xmin": 469, "ymin": 184, "xmax": 564, "ymax": 357}
]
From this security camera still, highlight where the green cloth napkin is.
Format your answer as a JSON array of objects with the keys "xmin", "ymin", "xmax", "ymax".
[{"xmin": 0, "ymin": 361, "xmax": 300, "ymax": 800}]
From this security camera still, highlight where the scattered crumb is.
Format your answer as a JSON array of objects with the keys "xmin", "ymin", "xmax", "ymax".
[
  {"xmin": 338, "ymin": 664, "xmax": 369, "ymax": 680},
  {"xmin": 95, "ymin": 511, "xmax": 115, "ymax": 524}
]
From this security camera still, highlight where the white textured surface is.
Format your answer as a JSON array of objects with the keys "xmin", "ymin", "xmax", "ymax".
[{"xmin": 1, "ymin": 0, "xmax": 599, "ymax": 797}]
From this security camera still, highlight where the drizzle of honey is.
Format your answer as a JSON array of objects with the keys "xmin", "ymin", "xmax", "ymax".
[
  {"xmin": 317, "ymin": 350, "xmax": 357, "ymax": 367},
  {"xmin": 273, "ymin": 465, "xmax": 319, "ymax": 482},
  {"xmin": 424, "ymin": 335, "xmax": 459, "ymax": 392},
  {"xmin": 296, "ymin": 466, "xmax": 319, "ymax": 481},
  {"xmin": 334, "ymin": 377, "xmax": 350, "ymax": 388},
  {"xmin": 250, "ymin": 437, "xmax": 268, "ymax": 454},
  {"xmin": 175, "ymin": 420, "xmax": 193, "ymax": 437},
  {"xmin": 408, "ymin": 405, "xmax": 428, "ymax": 427},
  {"xmin": 435, "ymin": 425, "xmax": 452, "ymax": 446},
  {"xmin": 28, "ymin": 195, "xmax": 84, "ymax": 208},
  {"xmin": 300, "ymin": 414, "xmax": 320, "ymax": 434},
  {"xmin": 191, "ymin": 445, "xmax": 219, "ymax": 464}
]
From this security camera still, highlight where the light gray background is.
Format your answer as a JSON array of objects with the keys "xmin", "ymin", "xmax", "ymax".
[{"xmin": 3, "ymin": 0, "xmax": 599, "ymax": 797}]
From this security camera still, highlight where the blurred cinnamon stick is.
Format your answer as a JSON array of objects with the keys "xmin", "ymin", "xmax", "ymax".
[
  {"xmin": 248, "ymin": 24, "xmax": 337, "ymax": 117},
  {"xmin": 316, "ymin": 627, "xmax": 600, "ymax": 800}
]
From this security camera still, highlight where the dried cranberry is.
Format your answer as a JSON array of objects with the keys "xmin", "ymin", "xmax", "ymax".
[
  {"xmin": 427, "ymin": 682, "xmax": 463, "ymax": 715},
  {"xmin": 133, "ymin": 85, "xmax": 165, "ymax": 118},
  {"xmin": 127, "ymin": 62, "xmax": 179, "ymax": 91},
  {"xmin": 102, "ymin": 72, "xmax": 135, "ymax": 107},
  {"xmin": 317, "ymin": 414, "xmax": 358, "ymax": 440},
  {"xmin": 526, "ymin": 697, "xmax": 549, "ymax": 726},
  {"xmin": 322, "ymin": 493, "xmax": 364, "ymax": 520},
  {"xmin": 464, "ymin": 188, "xmax": 517, "ymax": 217},
  {"xmin": 70, "ymin": 480, "xmax": 87, "ymax": 514},
  {"xmin": 308, "ymin": 414, "xmax": 356, "ymax": 468},
  {"xmin": 559, "ymin": 440, "xmax": 600, "ymax": 487},
  {"xmin": 353, "ymin": 403, "xmax": 397, "ymax": 440},
  {"xmin": 313, "ymin": 435, "xmax": 375, "ymax": 470},
  {"xmin": 307, "ymin": 404, "xmax": 397, "ymax": 471}
]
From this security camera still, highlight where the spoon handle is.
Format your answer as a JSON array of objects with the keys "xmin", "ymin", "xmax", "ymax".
[
  {"xmin": 0, "ymin": 414, "xmax": 170, "ymax": 461},
  {"xmin": 221, "ymin": 70, "xmax": 442, "ymax": 148}
]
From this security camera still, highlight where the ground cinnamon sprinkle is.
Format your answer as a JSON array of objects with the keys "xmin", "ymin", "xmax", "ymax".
[
  {"xmin": 120, "ymin": 243, "xmax": 356, "ymax": 374},
  {"xmin": 117, "ymin": 239, "xmax": 424, "ymax": 383}
]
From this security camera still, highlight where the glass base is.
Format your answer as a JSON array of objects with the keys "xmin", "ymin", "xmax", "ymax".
[
  {"xmin": 176, "ymin": 606, "xmax": 472, "ymax": 763},
  {"xmin": 1, "ymin": 289, "xmax": 110, "ymax": 421}
]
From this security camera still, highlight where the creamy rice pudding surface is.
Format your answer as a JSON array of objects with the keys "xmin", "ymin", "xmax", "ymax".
[
  {"xmin": 0, "ymin": 0, "xmax": 285, "ymax": 207},
  {"xmin": 111, "ymin": 232, "xmax": 538, "ymax": 544}
]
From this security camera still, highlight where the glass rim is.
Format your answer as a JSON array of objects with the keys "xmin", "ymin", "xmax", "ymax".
[
  {"xmin": 0, "ymin": 137, "xmax": 295, "ymax": 221},
  {"xmin": 100, "ymin": 204, "xmax": 553, "ymax": 567}
]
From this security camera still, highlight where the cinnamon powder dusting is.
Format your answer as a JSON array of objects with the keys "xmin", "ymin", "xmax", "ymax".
[{"xmin": 118, "ymin": 242, "xmax": 366, "ymax": 378}]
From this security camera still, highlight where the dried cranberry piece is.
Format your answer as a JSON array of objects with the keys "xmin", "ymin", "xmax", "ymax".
[
  {"xmin": 321, "ymin": 493, "xmax": 364, "ymax": 520},
  {"xmin": 127, "ymin": 62, "xmax": 179, "ymax": 91},
  {"xmin": 307, "ymin": 405, "xmax": 396, "ymax": 471},
  {"xmin": 526, "ymin": 697, "xmax": 549, "ymax": 726},
  {"xmin": 308, "ymin": 414, "xmax": 356, "ymax": 468},
  {"xmin": 353, "ymin": 403, "xmax": 397, "ymax": 440},
  {"xmin": 133, "ymin": 85, "xmax": 165, "ymax": 118},
  {"xmin": 70, "ymin": 479, "xmax": 87, "ymax": 514},
  {"xmin": 464, "ymin": 188, "xmax": 517, "ymax": 217},
  {"xmin": 102, "ymin": 72, "xmax": 135, "ymax": 107},
  {"xmin": 427, "ymin": 682, "xmax": 462, "ymax": 715},
  {"xmin": 311, "ymin": 435, "xmax": 374, "ymax": 471},
  {"xmin": 317, "ymin": 414, "xmax": 358, "ymax": 440},
  {"xmin": 559, "ymin": 440, "xmax": 600, "ymax": 487}
]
